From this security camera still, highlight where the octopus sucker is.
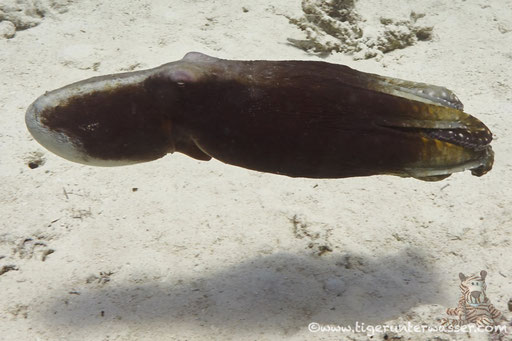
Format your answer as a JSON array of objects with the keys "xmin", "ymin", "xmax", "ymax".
[{"xmin": 25, "ymin": 52, "xmax": 494, "ymax": 181}]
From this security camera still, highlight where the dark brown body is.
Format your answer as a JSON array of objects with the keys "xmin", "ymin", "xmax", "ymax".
[{"xmin": 26, "ymin": 52, "xmax": 493, "ymax": 180}]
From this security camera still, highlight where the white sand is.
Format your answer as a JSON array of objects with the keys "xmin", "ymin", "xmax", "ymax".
[{"xmin": 1, "ymin": 0, "xmax": 511, "ymax": 340}]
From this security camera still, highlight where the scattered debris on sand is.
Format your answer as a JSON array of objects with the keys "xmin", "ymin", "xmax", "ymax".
[
  {"xmin": 14, "ymin": 237, "xmax": 54, "ymax": 262},
  {"xmin": 0, "ymin": 0, "xmax": 73, "ymax": 39},
  {"xmin": 288, "ymin": 0, "xmax": 433, "ymax": 59},
  {"xmin": 289, "ymin": 214, "xmax": 333, "ymax": 256}
]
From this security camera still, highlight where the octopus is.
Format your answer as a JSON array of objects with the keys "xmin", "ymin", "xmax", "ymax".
[{"xmin": 25, "ymin": 52, "xmax": 494, "ymax": 181}]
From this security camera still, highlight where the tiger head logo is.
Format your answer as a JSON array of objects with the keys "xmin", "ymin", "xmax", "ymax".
[
  {"xmin": 459, "ymin": 270, "xmax": 488, "ymax": 306},
  {"xmin": 442, "ymin": 270, "xmax": 507, "ymax": 329}
]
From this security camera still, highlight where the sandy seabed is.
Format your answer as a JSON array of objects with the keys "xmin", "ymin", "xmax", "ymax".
[{"xmin": 1, "ymin": 0, "xmax": 512, "ymax": 340}]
